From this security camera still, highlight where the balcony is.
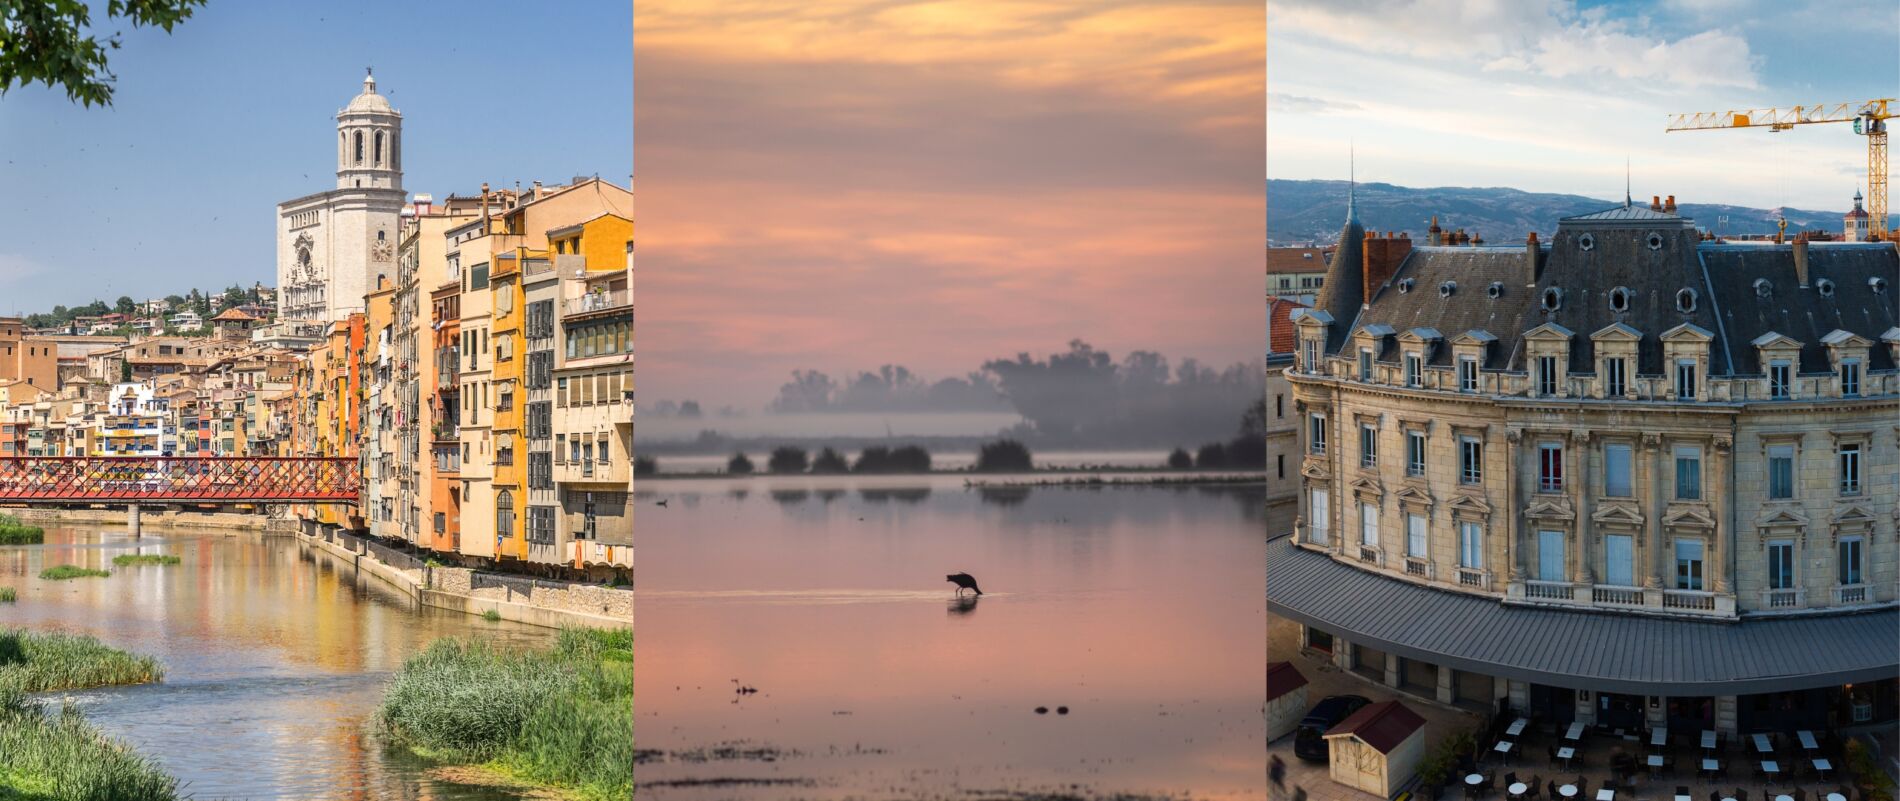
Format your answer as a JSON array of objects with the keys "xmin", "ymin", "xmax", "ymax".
[
  {"xmin": 1455, "ymin": 567, "xmax": 1489, "ymax": 590},
  {"xmin": 570, "ymin": 539, "xmax": 631, "ymax": 569},
  {"xmin": 1834, "ymin": 584, "xmax": 1871, "ymax": 606},
  {"xmin": 1661, "ymin": 588, "xmax": 1716, "ymax": 612},
  {"xmin": 1763, "ymin": 588, "xmax": 1803, "ymax": 609},
  {"xmin": 1402, "ymin": 556, "xmax": 1432, "ymax": 579},
  {"xmin": 1356, "ymin": 545, "xmax": 1380, "ymax": 565},
  {"xmin": 1591, "ymin": 584, "xmax": 1643, "ymax": 606},
  {"xmin": 564, "ymin": 289, "xmax": 630, "ymax": 316},
  {"xmin": 1523, "ymin": 579, "xmax": 1570, "ymax": 601}
]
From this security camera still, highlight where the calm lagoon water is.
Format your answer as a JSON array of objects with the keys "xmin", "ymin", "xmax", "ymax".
[
  {"xmin": 635, "ymin": 474, "xmax": 1266, "ymax": 800},
  {"xmin": 0, "ymin": 525, "xmax": 561, "ymax": 800}
]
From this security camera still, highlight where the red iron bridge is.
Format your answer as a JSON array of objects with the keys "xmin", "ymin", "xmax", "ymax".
[{"xmin": 0, "ymin": 458, "xmax": 360, "ymax": 504}]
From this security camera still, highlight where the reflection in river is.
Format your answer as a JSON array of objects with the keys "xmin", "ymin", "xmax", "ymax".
[
  {"xmin": 0, "ymin": 524, "xmax": 560, "ymax": 800},
  {"xmin": 635, "ymin": 475, "xmax": 1265, "ymax": 800}
]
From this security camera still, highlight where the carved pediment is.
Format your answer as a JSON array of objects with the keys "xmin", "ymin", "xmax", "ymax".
[
  {"xmin": 1831, "ymin": 504, "xmax": 1877, "ymax": 538},
  {"xmin": 1293, "ymin": 309, "xmax": 1334, "ymax": 328},
  {"xmin": 1524, "ymin": 496, "xmax": 1576, "ymax": 522},
  {"xmin": 1663, "ymin": 503, "xmax": 1718, "ymax": 531},
  {"xmin": 1393, "ymin": 484, "xmax": 1435, "ymax": 511},
  {"xmin": 1524, "ymin": 322, "xmax": 1576, "ymax": 342},
  {"xmin": 1300, "ymin": 458, "xmax": 1332, "ymax": 481},
  {"xmin": 1755, "ymin": 507, "xmax": 1810, "ymax": 530},
  {"xmin": 1348, "ymin": 475, "xmax": 1386, "ymax": 500},
  {"xmin": 1661, "ymin": 322, "xmax": 1714, "ymax": 343},
  {"xmin": 1592, "ymin": 322, "xmax": 1642, "ymax": 343},
  {"xmin": 1447, "ymin": 493, "xmax": 1493, "ymax": 521},
  {"xmin": 1591, "ymin": 501, "xmax": 1645, "ymax": 528}
]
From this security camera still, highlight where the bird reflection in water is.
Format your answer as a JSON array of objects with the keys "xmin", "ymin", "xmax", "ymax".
[{"xmin": 947, "ymin": 594, "xmax": 980, "ymax": 616}]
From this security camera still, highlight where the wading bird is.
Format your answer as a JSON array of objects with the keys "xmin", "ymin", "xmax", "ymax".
[{"xmin": 946, "ymin": 572, "xmax": 983, "ymax": 596}]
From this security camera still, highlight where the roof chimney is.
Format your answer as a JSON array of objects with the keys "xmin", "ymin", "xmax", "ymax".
[
  {"xmin": 481, "ymin": 182, "xmax": 491, "ymax": 225},
  {"xmin": 1651, "ymin": 195, "xmax": 1662, "ymax": 212},
  {"xmin": 1525, "ymin": 232, "xmax": 1540, "ymax": 286},
  {"xmin": 1792, "ymin": 237, "xmax": 1810, "ymax": 287},
  {"xmin": 1664, "ymin": 195, "xmax": 1677, "ymax": 213},
  {"xmin": 1362, "ymin": 229, "xmax": 1413, "ymax": 305}
]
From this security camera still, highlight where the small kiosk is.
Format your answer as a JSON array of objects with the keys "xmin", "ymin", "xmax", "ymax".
[
  {"xmin": 1323, "ymin": 699, "xmax": 1426, "ymax": 798},
  {"xmin": 1268, "ymin": 661, "xmax": 1310, "ymax": 741}
]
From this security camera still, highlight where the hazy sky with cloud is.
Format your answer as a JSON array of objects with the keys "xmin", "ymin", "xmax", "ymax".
[
  {"xmin": 635, "ymin": 1, "xmax": 1265, "ymax": 409},
  {"xmin": 1268, "ymin": 0, "xmax": 1899, "ymax": 212}
]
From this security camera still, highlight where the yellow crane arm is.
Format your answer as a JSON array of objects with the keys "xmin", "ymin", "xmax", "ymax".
[{"xmin": 1666, "ymin": 99, "xmax": 1892, "ymax": 131}]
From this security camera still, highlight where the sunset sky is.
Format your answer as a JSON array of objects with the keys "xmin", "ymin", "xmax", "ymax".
[
  {"xmin": 1269, "ymin": 0, "xmax": 1899, "ymax": 212},
  {"xmin": 634, "ymin": 1, "xmax": 1265, "ymax": 410}
]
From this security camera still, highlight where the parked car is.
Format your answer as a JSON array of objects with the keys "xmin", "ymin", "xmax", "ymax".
[{"xmin": 1292, "ymin": 694, "xmax": 1371, "ymax": 760}]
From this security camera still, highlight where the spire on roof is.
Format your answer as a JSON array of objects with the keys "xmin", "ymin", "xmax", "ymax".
[
  {"xmin": 1346, "ymin": 144, "xmax": 1358, "ymax": 225},
  {"xmin": 1624, "ymin": 156, "xmax": 1632, "ymax": 208},
  {"xmin": 363, "ymin": 67, "xmax": 376, "ymax": 94}
]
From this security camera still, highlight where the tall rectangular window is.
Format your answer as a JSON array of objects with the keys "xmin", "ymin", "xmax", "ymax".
[
  {"xmin": 1359, "ymin": 424, "xmax": 1377, "ymax": 467},
  {"xmin": 1604, "ymin": 357, "xmax": 1627, "ymax": 397},
  {"xmin": 1767, "ymin": 540, "xmax": 1794, "ymax": 590},
  {"xmin": 1536, "ymin": 354, "xmax": 1558, "ymax": 396},
  {"xmin": 1674, "ymin": 447, "xmax": 1701, "ymax": 500},
  {"xmin": 1404, "ymin": 353, "xmax": 1421, "ymax": 387},
  {"xmin": 1406, "ymin": 513, "xmax": 1426, "ymax": 557},
  {"xmin": 1840, "ymin": 443, "xmax": 1862, "ymax": 495},
  {"xmin": 1605, "ymin": 534, "xmax": 1634, "ymax": 587},
  {"xmin": 1458, "ymin": 521, "xmax": 1483, "ymax": 569},
  {"xmin": 1405, "ymin": 431, "xmax": 1426, "ymax": 477},
  {"xmin": 1769, "ymin": 361, "xmax": 1791, "ymax": 399},
  {"xmin": 1458, "ymin": 356, "xmax": 1477, "ymax": 393},
  {"xmin": 1538, "ymin": 442, "xmax": 1564, "ymax": 492},
  {"xmin": 1537, "ymin": 529, "xmax": 1565, "ymax": 582},
  {"xmin": 1841, "ymin": 359, "xmax": 1861, "ymax": 397},
  {"xmin": 1675, "ymin": 539, "xmax": 1705, "ymax": 590},
  {"xmin": 1309, "ymin": 488, "xmax": 1329, "ymax": 544},
  {"xmin": 1358, "ymin": 349, "xmax": 1373, "ymax": 382},
  {"xmin": 1360, "ymin": 502, "xmax": 1378, "ymax": 546},
  {"xmin": 1768, "ymin": 445, "xmax": 1795, "ymax": 499},
  {"xmin": 1839, "ymin": 536, "xmax": 1864, "ymax": 586},
  {"xmin": 1676, "ymin": 359, "xmax": 1697, "ymax": 400},
  {"xmin": 1460, "ymin": 437, "xmax": 1482, "ymax": 484},
  {"xmin": 1302, "ymin": 340, "xmax": 1319, "ymax": 374},
  {"xmin": 1603, "ymin": 443, "xmax": 1632, "ymax": 497},
  {"xmin": 1309, "ymin": 414, "xmax": 1326, "ymax": 455}
]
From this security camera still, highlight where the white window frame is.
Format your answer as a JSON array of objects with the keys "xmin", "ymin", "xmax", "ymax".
[
  {"xmin": 1767, "ymin": 540, "xmax": 1795, "ymax": 590},
  {"xmin": 1459, "ymin": 437, "xmax": 1483, "ymax": 484},
  {"xmin": 1309, "ymin": 488, "xmax": 1330, "ymax": 544},
  {"xmin": 1404, "ymin": 353, "xmax": 1422, "ymax": 387},
  {"xmin": 1674, "ymin": 446, "xmax": 1702, "ymax": 500},
  {"xmin": 1458, "ymin": 521, "xmax": 1483, "ymax": 569},
  {"xmin": 1767, "ymin": 445, "xmax": 1795, "ymax": 500},
  {"xmin": 1841, "ymin": 358, "xmax": 1861, "ymax": 397},
  {"xmin": 1839, "ymin": 536, "xmax": 1864, "ymax": 586},
  {"xmin": 1676, "ymin": 359, "xmax": 1697, "ymax": 400},
  {"xmin": 1458, "ymin": 356, "xmax": 1478, "ymax": 393},
  {"xmin": 1840, "ymin": 443, "xmax": 1862, "ymax": 495},
  {"xmin": 1769, "ymin": 360, "xmax": 1791, "ymax": 399},
  {"xmin": 1359, "ymin": 348, "xmax": 1373, "ymax": 382},
  {"xmin": 1309, "ymin": 413, "xmax": 1327, "ymax": 455},
  {"xmin": 1536, "ymin": 354, "xmax": 1558, "ymax": 396},
  {"xmin": 1604, "ymin": 357, "xmax": 1627, "ymax": 397},
  {"xmin": 1538, "ymin": 442, "xmax": 1564, "ymax": 493},
  {"xmin": 1360, "ymin": 423, "xmax": 1378, "ymax": 467},
  {"xmin": 1360, "ymin": 501, "xmax": 1379, "ymax": 547},
  {"xmin": 1406, "ymin": 513, "xmax": 1427, "ymax": 557},
  {"xmin": 1675, "ymin": 538, "xmax": 1705, "ymax": 591},
  {"xmin": 1405, "ymin": 430, "xmax": 1426, "ymax": 477},
  {"xmin": 1603, "ymin": 443, "xmax": 1632, "ymax": 497}
]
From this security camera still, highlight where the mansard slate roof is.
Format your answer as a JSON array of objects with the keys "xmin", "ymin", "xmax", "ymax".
[
  {"xmin": 1326, "ymin": 204, "xmax": 1900, "ymax": 377},
  {"xmin": 1267, "ymin": 536, "xmax": 1900, "ymax": 695}
]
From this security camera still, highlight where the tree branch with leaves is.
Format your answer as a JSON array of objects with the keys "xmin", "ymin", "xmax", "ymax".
[{"xmin": 1, "ymin": 0, "xmax": 206, "ymax": 107}]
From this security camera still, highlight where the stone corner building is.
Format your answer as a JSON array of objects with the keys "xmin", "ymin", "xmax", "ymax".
[
  {"xmin": 276, "ymin": 72, "xmax": 405, "ymax": 323},
  {"xmin": 1273, "ymin": 190, "xmax": 1900, "ymax": 735}
]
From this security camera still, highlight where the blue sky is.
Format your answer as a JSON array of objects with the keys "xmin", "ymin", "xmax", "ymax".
[
  {"xmin": 1269, "ymin": 0, "xmax": 1900, "ymax": 214},
  {"xmin": 0, "ymin": 1, "xmax": 630, "ymax": 314}
]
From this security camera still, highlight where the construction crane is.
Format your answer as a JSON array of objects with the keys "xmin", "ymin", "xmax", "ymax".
[{"xmin": 1666, "ymin": 99, "xmax": 1893, "ymax": 241}]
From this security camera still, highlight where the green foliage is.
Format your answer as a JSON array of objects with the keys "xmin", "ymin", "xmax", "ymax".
[
  {"xmin": 633, "ymin": 455, "xmax": 657, "ymax": 476},
  {"xmin": 852, "ymin": 444, "xmax": 932, "ymax": 473},
  {"xmin": 1846, "ymin": 739, "xmax": 1897, "ymax": 801},
  {"xmin": 726, "ymin": 451, "xmax": 754, "ymax": 475},
  {"xmin": 975, "ymin": 439, "xmax": 1034, "ymax": 472},
  {"xmin": 38, "ymin": 565, "xmax": 110, "ymax": 580},
  {"xmin": 0, "ymin": 587, "xmax": 14, "ymax": 603},
  {"xmin": 0, "ymin": 512, "xmax": 44, "ymax": 544},
  {"xmin": 809, "ymin": 447, "xmax": 849, "ymax": 474},
  {"xmin": 1415, "ymin": 726, "xmax": 1479, "ymax": 789},
  {"xmin": 1, "ymin": 0, "xmax": 207, "ymax": 107},
  {"xmin": 1167, "ymin": 447, "xmax": 1192, "ymax": 469},
  {"xmin": 0, "ymin": 685, "xmax": 179, "ymax": 800},
  {"xmin": 109, "ymin": 554, "xmax": 179, "ymax": 567},
  {"xmin": 0, "ymin": 628, "xmax": 162, "ymax": 692},
  {"xmin": 1195, "ymin": 441, "xmax": 1230, "ymax": 469},
  {"xmin": 481, "ymin": 609, "xmax": 502, "ymax": 623},
  {"xmin": 767, "ymin": 446, "xmax": 809, "ymax": 474},
  {"xmin": 378, "ymin": 628, "xmax": 632, "ymax": 800}
]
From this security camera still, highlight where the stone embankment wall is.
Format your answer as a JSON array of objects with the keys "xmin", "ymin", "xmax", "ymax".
[
  {"xmin": 301, "ymin": 524, "xmax": 631, "ymax": 630},
  {"xmin": 5, "ymin": 507, "xmax": 269, "ymax": 531}
]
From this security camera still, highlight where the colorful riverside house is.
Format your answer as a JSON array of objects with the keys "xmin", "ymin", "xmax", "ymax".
[
  {"xmin": 363, "ymin": 277, "xmax": 400, "ymax": 541},
  {"xmin": 550, "ymin": 223, "xmax": 632, "ymax": 579},
  {"xmin": 489, "ymin": 251, "xmax": 526, "ymax": 562},
  {"xmin": 430, "ymin": 279, "xmax": 463, "ymax": 555},
  {"xmin": 296, "ymin": 314, "xmax": 366, "ymax": 532}
]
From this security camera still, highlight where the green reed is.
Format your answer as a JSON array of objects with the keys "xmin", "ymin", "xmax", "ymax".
[
  {"xmin": 0, "ymin": 685, "xmax": 179, "ymax": 800},
  {"xmin": 38, "ymin": 565, "xmax": 110, "ymax": 581},
  {"xmin": 109, "ymin": 554, "xmax": 181, "ymax": 567},
  {"xmin": 0, "ymin": 629, "xmax": 164, "ymax": 693},
  {"xmin": 0, "ymin": 587, "xmax": 15, "ymax": 603}
]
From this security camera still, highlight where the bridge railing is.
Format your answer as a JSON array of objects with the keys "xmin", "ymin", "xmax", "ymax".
[{"xmin": 0, "ymin": 457, "xmax": 360, "ymax": 503}]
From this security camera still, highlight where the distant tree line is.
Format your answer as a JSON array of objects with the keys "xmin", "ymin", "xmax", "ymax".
[
  {"xmin": 769, "ymin": 365, "xmax": 1010, "ymax": 414},
  {"xmin": 20, "ymin": 285, "xmax": 263, "ymax": 330},
  {"xmin": 726, "ymin": 444, "xmax": 942, "ymax": 475},
  {"xmin": 1168, "ymin": 398, "xmax": 1266, "ymax": 470}
]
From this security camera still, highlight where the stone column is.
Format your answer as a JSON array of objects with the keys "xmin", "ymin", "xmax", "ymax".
[
  {"xmin": 1437, "ymin": 665, "xmax": 1455, "ymax": 705},
  {"xmin": 1506, "ymin": 428, "xmax": 1524, "ymax": 583},
  {"xmin": 1333, "ymin": 638, "xmax": 1353, "ymax": 671},
  {"xmin": 1715, "ymin": 695, "xmax": 1739, "ymax": 735},
  {"xmin": 1711, "ymin": 434, "xmax": 1732, "ymax": 593},
  {"xmin": 1646, "ymin": 434, "xmax": 1667, "ymax": 589},
  {"xmin": 126, "ymin": 503, "xmax": 141, "ymax": 537},
  {"xmin": 1573, "ymin": 429, "xmax": 1594, "ymax": 584},
  {"xmin": 1385, "ymin": 651, "xmax": 1402, "ymax": 689}
]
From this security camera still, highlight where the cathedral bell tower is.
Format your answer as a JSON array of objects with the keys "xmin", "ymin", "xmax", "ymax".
[{"xmin": 336, "ymin": 69, "xmax": 403, "ymax": 191}]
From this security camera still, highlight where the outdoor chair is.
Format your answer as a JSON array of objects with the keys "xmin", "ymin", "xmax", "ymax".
[
  {"xmin": 1509, "ymin": 772, "xmax": 1520, "ymax": 788},
  {"xmin": 1528, "ymin": 775, "xmax": 1543, "ymax": 799},
  {"xmin": 1547, "ymin": 780, "xmax": 1560, "ymax": 800},
  {"xmin": 1793, "ymin": 788, "xmax": 1807, "ymax": 801},
  {"xmin": 1679, "ymin": 786, "xmax": 1692, "ymax": 798},
  {"xmin": 1736, "ymin": 788, "xmax": 1748, "ymax": 801}
]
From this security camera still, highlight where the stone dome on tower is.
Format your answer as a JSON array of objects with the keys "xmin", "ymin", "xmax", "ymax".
[{"xmin": 345, "ymin": 71, "xmax": 394, "ymax": 113}]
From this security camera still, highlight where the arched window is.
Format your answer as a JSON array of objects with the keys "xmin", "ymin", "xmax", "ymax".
[
  {"xmin": 496, "ymin": 490, "xmax": 514, "ymax": 540},
  {"xmin": 374, "ymin": 131, "xmax": 384, "ymax": 165},
  {"xmin": 353, "ymin": 131, "xmax": 364, "ymax": 165}
]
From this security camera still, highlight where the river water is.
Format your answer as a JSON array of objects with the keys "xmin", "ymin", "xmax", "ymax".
[
  {"xmin": 634, "ymin": 475, "xmax": 1266, "ymax": 800},
  {"xmin": 0, "ymin": 523, "xmax": 562, "ymax": 800}
]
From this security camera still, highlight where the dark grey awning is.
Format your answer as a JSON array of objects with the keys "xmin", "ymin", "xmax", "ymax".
[{"xmin": 1267, "ymin": 535, "xmax": 1899, "ymax": 696}]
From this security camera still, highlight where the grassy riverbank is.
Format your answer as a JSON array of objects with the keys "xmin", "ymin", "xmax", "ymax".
[
  {"xmin": 109, "ymin": 555, "xmax": 180, "ymax": 567},
  {"xmin": 37, "ymin": 566, "xmax": 110, "ymax": 581},
  {"xmin": 379, "ymin": 628, "xmax": 632, "ymax": 801},
  {"xmin": 0, "ymin": 513, "xmax": 44, "ymax": 545},
  {"xmin": 0, "ymin": 687, "xmax": 179, "ymax": 801},
  {"xmin": 0, "ymin": 629, "xmax": 164, "ymax": 693}
]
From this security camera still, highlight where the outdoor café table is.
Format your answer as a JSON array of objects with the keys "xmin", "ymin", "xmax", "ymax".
[
  {"xmin": 1651, "ymin": 728, "xmax": 1668, "ymax": 747},
  {"xmin": 1814, "ymin": 758, "xmax": 1833, "ymax": 779},
  {"xmin": 1597, "ymin": 790, "xmax": 1615, "ymax": 801},
  {"xmin": 1702, "ymin": 730, "xmax": 1718, "ymax": 751},
  {"xmin": 1511, "ymin": 783, "xmax": 1529, "ymax": 798},
  {"xmin": 1558, "ymin": 747, "xmax": 1577, "ymax": 767},
  {"xmin": 1676, "ymin": 795, "xmax": 1693, "ymax": 801},
  {"xmin": 1762, "ymin": 761, "xmax": 1781, "ymax": 779},
  {"xmin": 1798, "ymin": 731, "xmax": 1819, "ymax": 750},
  {"xmin": 1495, "ymin": 740, "xmax": 1514, "ymax": 759},
  {"xmin": 1829, "ymin": 794, "xmax": 1848, "ymax": 801},
  {"xmin": 1753, "ymin": 734, "xmax": 1774, "ymax": 754},
  {"xmin": 1701, "ymin": 758, "xmax": 1719, "ymax": 775},
  {"xmin": 1508, "ymin": 717, "xmax": 1529, "ymax": 737},
  {"xmin": 1775, "ymin": 795, "xmax": 1793, "ymax": 801},
  {"xmin": 1467, "ymin": 774, "xmax": 1485, "ymax": 787},
  {"xmin": 1647, "ymin": 755, "xmax": 1665, "ymax": 769},
  {"xmin": 1559, "ymin": 785, "xmax": 1578, "ymax": 799},
  {"xmin": 1566, "ymin": 721, "xmax": 1586, "ymax": 741}
]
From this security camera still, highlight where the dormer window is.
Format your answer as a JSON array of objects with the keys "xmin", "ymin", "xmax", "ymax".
[
  {"xmin": 1535, "ymin": 355, "xmax": 1558, "ymax": 396},
  {"xmin": 1541, "ymin": 287, "xmax": 1563, "ymax": 312},
  {"xmin": 1755, "ymin": 278, "xmax": 1772, "ymax": 298},
  {"xmin": 1358, "ymin": 348, "xmax": 1373, "ymax": 382},
  {"xmin": 1301, "ymin": 339, "xmax": 1320, "ymax": 374},
  {"xmin": 1840, "ymin": 358, "xmax": 1861, "ymax": 397},
  {"xmin": 1817, "ymin": 279, "xmax": 1836, "ymax": 298},
  {"xmin": 1577, "ymin": 233, "xmax": 1594, "ymax": 252},
  {"xmin": 1397, "ymin": 278, "xmax": 1414, "ymax": 294},
  {"xmin": 1675, "ymin": 288, "xmax": 1698, "ymax": 313},
  {"xmin": 1439, "ymin": 281, "xmax": 1457, "ymax": 298},
  {"xmin": 1458, "ymin": 356, "xmax": 1478, "ymax": 393},
  {"xmin": 1769, "ymin": 361, "xmax": 1791, "ymax": 399},
  {"xmin": 1676, "ymin": 359, "xmax": 1697, "ymax": 400},
  {"xmin": 1604, "ymin": 358, "xmax": 1627, "ymax": 398},
  {"xmin": 1646, "ymin": 232, "xmax": 1664, "ymax": 250},
  {"xmin": 1871, "ymin": 277, "xmax": 1889, "ymax": 294},
  {"xmin": 1404, "ymin": 353, "xmax": 1422, "ymax": 387},
  {"xmin": 1487, "ymin": 282, "xmax": 1503, "ymax": 299},
  {"xmin": 1608, "ymin": 286, "xmax": 1631, "ymax": 313}
]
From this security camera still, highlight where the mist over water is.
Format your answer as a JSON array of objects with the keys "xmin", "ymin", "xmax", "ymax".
[{"xmin": 634, "ymin": 475, "xmax": 1266, "ymax": 800}]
